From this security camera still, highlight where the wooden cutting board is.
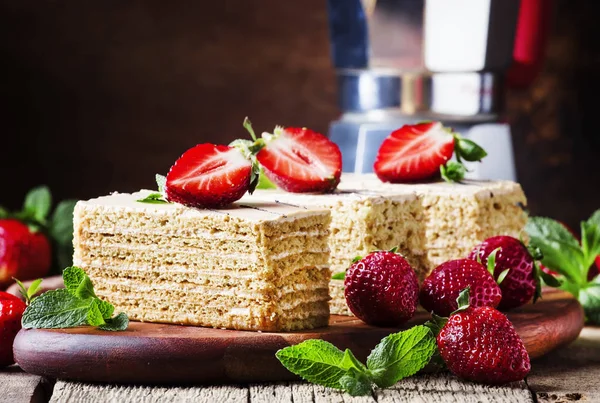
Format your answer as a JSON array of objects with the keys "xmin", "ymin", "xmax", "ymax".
[{"xmin": 13, "ymin": 292, "xmax": 584, "ymax": 385}]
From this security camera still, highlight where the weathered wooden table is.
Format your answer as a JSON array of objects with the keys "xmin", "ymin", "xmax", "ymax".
[{"xmin": 2, "ymin": 326, "xmax": 598, "ymax": 402}]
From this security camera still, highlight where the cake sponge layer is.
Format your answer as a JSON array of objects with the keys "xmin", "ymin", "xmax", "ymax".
[{"xmin": 74, "ymin": 191, "xmax": 332, "ymax": 331}]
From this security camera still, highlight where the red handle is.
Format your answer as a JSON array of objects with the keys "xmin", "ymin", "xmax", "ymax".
[{"xmin": 507, "ymin": 0, "xmax": 553, "ymax": 89}]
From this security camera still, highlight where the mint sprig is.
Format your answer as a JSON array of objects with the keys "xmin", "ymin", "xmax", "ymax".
[
  {"xmin": 137, "ymin": 175, "xmax": 169, "ymax": 204},
  {"xmin": 22, "ymin": 267, "xmax": 128, "ymax": 331},
  {"xmin": 525, "ymin": 210, "xmax": 600, "ymax": 323},
  {"xmin": 276, "ymin": 325, "xmax": 436, "ymax": 396}
]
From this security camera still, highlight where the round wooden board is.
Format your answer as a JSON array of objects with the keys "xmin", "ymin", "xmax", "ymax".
[{"xmin": 14, "ymin": 292, "xmax": 584, "ymax": 385}]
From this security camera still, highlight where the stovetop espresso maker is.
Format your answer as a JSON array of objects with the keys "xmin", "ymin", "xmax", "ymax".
[{"xmin": 326, "ymin": 0, "xmax": 545, "ymax": 180}]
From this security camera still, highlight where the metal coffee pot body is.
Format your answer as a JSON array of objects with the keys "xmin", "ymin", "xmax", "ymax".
[{"xmin": 327, "ymin": 0, "xmax": 520, "ymax": 180}]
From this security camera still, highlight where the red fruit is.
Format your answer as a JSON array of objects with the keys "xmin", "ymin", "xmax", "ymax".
[
  {"xmin": 437, "ymin": 305, "xmax": 531, "ymax": 384},
  {"xmin": 420, "ymin": 259, "xmax": 502, "ymax": 317},
  {"xmin": 256, "ymin": 127, "xmax": 342, "ymax": 193},
  {"xmin": 166, "ymin": 144, "xmax": 252, "ymax": 208},
  {"xmin": 468, "ymin": 236, "xmax": 535, "ymax": 310},
  {"xmin": 0, "ymin": 291, "xmax": 27, "ymax": 367},
  {"xmin": 374, "ymin": 122, "xmax": 455, "ymax": 183},
  {"xmin": 0, "ymin": 220, "xmax": 51, "ymax": 289},
  {"xmin": 344, "ymin": 251, "xmax": 419, "ymax": 326}
]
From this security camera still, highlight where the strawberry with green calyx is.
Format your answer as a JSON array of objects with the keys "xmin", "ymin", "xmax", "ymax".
[
  {"xmin": 420, "ymin": 258, "xmax": 502, "ymax": 317},
  {"xmin": 427, "ymin": 287, "xmax": 531, "ymax": 385},
  {"xmin": 373, "ymin": 122, "xmax": 487, "ymax": 183},
  {"xmin": 242, "ymin": 117, "xmax": 342, "ymax": 193},
  {"xmin": 525, "ymin": 210, "xmax": 600, "ymax": 323},
  {"xmin": 468, "ymin": 235, "xmax": 561, "ymax": 310},
  {"xmin": 344, "ymin": 248, "xmax": 419, "ymax": 327},
  {"xmin": 0, "ymin": 187, "xmax": 77, "ymax": 287}
]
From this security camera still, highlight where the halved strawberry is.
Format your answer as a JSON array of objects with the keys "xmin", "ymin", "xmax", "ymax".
[
  {"xmin": 255, "ymin": 126, "xmax": 342, "ymax": 193},
  {"xmin": 374, "ymin": 122, "xmax": 454, "ymax": 182},
  {"xmin": 165, "ymin": 144, "xmax": 253, "ymax": 208},
  {"xmin": 374, "ymin": 122, "xmax": 487, "ymax": 183}
]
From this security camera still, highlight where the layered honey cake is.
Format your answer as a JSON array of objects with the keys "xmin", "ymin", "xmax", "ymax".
[
  {"xmin": 256, "ymin": 174, "xmax": 527, "ymax": 315},
  {"xmin": 73, "ymin": 190, "xmax": 331, "ymax": 331}
]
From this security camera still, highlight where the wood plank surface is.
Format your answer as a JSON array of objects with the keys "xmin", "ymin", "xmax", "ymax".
[
  {"xmin": 528, "ymin": 326, "xmax": 600, "ymax": 402},
  {"xmin": 13, "ymin": 295, "xmax": 583, "ymax": 385},
  {"xmin": 0, "ymin": 365, "xmax": 54, "ymax": 403},
  {"xmin": 49, "ymin": 375, "xmax": 532, "ymax": 403}
]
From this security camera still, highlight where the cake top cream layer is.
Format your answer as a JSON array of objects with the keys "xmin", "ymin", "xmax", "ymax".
[
  {"xmin": 253, "ymin": 186, "xmax": 417, "ymax": 207},
  {"xmin": 338, "ymin": 174, "xmax": 523, "ymax": 199},
  {"xmin": 253, "ymin": 174, "xmax": 523, "ymax": 206},
  {"xmin": 77, "ymin": 190, "xmax": 329, "ymax": 223}
]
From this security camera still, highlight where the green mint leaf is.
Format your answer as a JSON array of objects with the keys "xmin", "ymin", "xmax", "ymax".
[
  {"xmin": 339, "ymin": 373, "xmax": 372, "ymax": 397},
  {"xmin": 340, "ymin": 349, "xmax": 368, "ymax": 374},
  {"xmin": 581, "ymin": 217, "xmax": 600, "ymax": 273},
  {"xmin": 155, "ymin": 174, "xmax": 167, "ymax": 194},
  {"xmin": 27, "ymin": 278, "xmax": 43, "ymax": 300},
  {"xmin": 525, "ymin": 217, "xmax": 585, "ymax": 284},
  {"xmin": 23, "ymin": 186, "xmax": 52, "ymax": 224},
  {"xmin": 256, "ymin": 167, "xmax": 277, "ymax": 190},
  {"xmin": 424, "ymin": 313, "xmax": 448, "ymax": 337},
  {"xmin": 454, "ymin": 287, "xmax": 470, "ymax": 312},
  {"xmin": 96, "ymin": 299, "xmax": 115, "ymax": 320},
  {"xmin": 63, "ymin": 267, "xmax": 97, "ymax": 299},
  {"xmin": 579, "ymin": 282, "xmax": 600, "ymax": 324},
  {"xmin": 49, "ymin": 200, "xmax": 77, "ymax": 246},
  {"xmin": 366, "ymin": 325, "xmax": 436, "ymax": 388},
  {"xmin": 497, "ymin": 269, "xmax": 510, "ymax": 285},
  {"xmin": 87, "ymin": 299, "xmax": 107, "ymax": 327},
  {"xmin": 331, "ymin": 272, "xmax": 346, "ymax": 280},
  {"xmin": 22, "ymin": 289, "xmax": 91, "ymax": 329},
  {"xmin": 136, "ymin": 193, "xmax": 169, "ymax": 204},
  {"xmin": 275, "ymin": 339, "xmax": 351, "ymax": 390},
  {"xmin": 98, "ymin": 312, "xmax": 129, "ymax": 331},
  {"xmin": 455, "ymin": 137, "xmax": 488, "ymax": 162},
  {"xmin": 440, "ymin": 161, "xmax": 466, "ymax": 183}
]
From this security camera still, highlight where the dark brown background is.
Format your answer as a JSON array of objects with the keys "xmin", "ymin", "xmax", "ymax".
[{"xmin": 1, "ymin": 0, "xmax": 598, "ymax": 228}]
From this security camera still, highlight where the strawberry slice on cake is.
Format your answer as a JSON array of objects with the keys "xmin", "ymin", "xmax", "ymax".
[
  {"xmin": 374, "ymin": 121, "xmax": 487, "ymax": 183},
  {"xmin": 166, "ymin": 144, "xmax": 256, "ymax": 208},
  {"xmin": 243, "ymin": 118, "xmax": 342, "ymax": 193}
]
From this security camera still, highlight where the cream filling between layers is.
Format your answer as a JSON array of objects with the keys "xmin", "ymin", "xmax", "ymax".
[
  {"xmin": 95, "ymin": 277, "xmax": 328, "ymax": 298},
  {"xmin": 78, "ymin": 241, "xmax": 329, "ymax": 261},
  {"xmin": 80, "ymin": 228, "xmax": 329, "ymax": 241}
]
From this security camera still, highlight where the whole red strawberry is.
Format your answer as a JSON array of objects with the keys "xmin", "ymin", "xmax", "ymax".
[
  {"xmin": 166, "ymin": 143, "xmax": 255, "ymax": 208},
  {"xmin": 0, "ymin": 220, "xmax": 51, "ymax": 289},
  {"xmin": 0, "ymin": 291, "xmax": 27, "ymax": 367},
  {"xmin": 437, "ymin": 303, "xmax": 531, "ymax": 384},
  {"xmin": 420, "ymin": 259, "xmax": 502, "ymax": 317},
  {"xmin": 344, "ymin": 251, "xmax": 419, "ymax": 326},
  {"xmin": 469, "ymin": 236, "xmax": 536, "ymax": 310},
  {"xmin": 255, "ymin": 126, "xmax": 342, "ymax": 193}
]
